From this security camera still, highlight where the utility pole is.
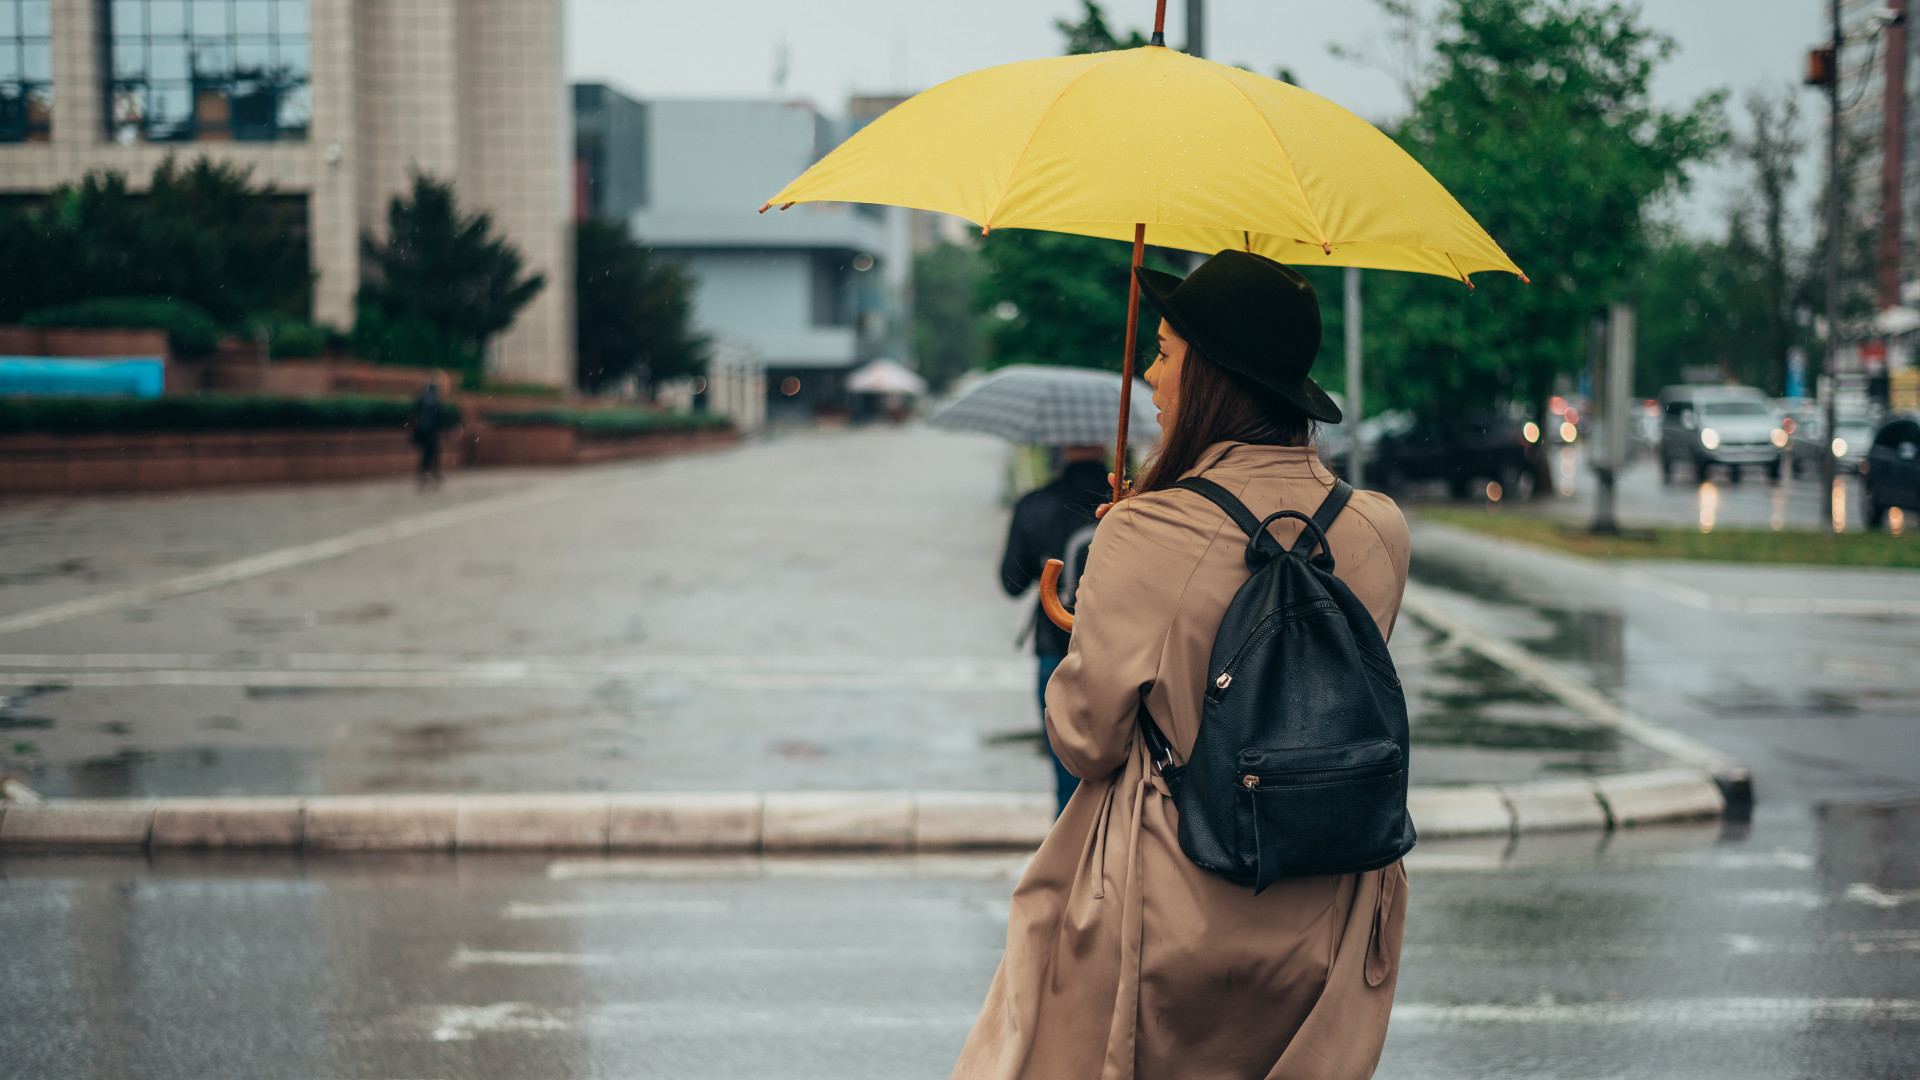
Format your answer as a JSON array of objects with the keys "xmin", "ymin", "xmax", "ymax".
[
  {"xmin": 1822, "ymin": 0, "xmax": 1841, "ymax": 533},
  {"xmin": 1186, "ymin": 0, "xmax": 1204, "ymax": 58},
  {"xmin": 1345, "ymin": 266, "xmax": 1364, "ymax": 490},
  {"xmin": 1591, "ymin": 305, "xmax": 1633, "ymax": 533}
]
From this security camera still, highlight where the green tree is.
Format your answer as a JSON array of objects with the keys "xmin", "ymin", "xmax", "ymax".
[
  {"xmin": 1361, "ymin": 0, "xmax": 1726, "ymax": 444},
  {"xmin": 355, "ymin": 174, "xmax": 545, "ymax": 378},
  {"xmin": 0, "ymin": 157, "xmax": 310, "ymax": 326},
  {"xmin": 574, "ymin": 217, "xmax": 708, "ymax": 393},
  {"xmin": 1055, "ymin": 0, "xmax": 1149, "ymax": 54},
  {"xmin": 911, "ymin": 241, "xmax": 988, "ymax": 392}
]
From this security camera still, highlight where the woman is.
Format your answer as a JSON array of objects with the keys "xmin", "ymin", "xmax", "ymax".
[{"xmin": 952, "ymin": 251, "xmax": 1412, "ymax": 1080}]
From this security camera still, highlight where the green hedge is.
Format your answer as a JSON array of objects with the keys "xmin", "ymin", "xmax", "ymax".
[
  {"xmin": 22, "ymin": 297, "xmax": 224, "ymax": 359},
  {"xmin": 0, "ymin": 394, "xmax": 458, "ymax": 435},
  {"xmin": 485, "ymin": 408, "xmax": 731, "ymax": 439}
]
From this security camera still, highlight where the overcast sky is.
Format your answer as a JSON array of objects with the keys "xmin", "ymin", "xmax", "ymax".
[{"xmin": 567, "ymin": 0, "xmax": 1831, "ymax": 234}]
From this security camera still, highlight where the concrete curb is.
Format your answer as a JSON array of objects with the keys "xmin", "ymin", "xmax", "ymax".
[{"xmin": 0, "ymin": 775, "xmax": 1724, "ymax": 853}]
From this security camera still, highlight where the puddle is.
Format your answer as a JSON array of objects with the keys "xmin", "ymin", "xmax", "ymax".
[
  {"xmin": 1817, "ymin": 797, "xmax": 1920, "ymax": 897},
  {"xmin": 25, "ymin": 745, "xmax": 316, "ymax": 798},
  {"xmin": 1410, "ymin": 550, "xmax": 1627, "ymax": 689},
  {"xmin": 0, "ymin": 684, "xmax": 65, "ymax": 730}
]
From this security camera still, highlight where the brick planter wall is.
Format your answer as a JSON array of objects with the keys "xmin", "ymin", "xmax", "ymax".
[
  {"xmin": 469, "ymin": 423, "xmax": 737, "ymax": 466},
  {"xmin": 0, "ymin": 429, "xmax": 425, "ymax": 496}
]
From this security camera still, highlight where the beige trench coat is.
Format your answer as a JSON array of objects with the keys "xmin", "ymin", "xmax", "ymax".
[{"xmin": 953, "ymin": 442, "xmax": 1413, "ymax": 1080}]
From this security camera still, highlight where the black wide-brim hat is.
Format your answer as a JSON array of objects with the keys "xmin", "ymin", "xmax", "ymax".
[{"xmin": 1135, "ymin": 250, "xmax": 1342, "ymax": 424}]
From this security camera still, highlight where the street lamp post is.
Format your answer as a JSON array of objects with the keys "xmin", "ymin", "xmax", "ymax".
[{"xmin": 1822, "ymin": 0, "xmax": 1841, "ymax": 534}]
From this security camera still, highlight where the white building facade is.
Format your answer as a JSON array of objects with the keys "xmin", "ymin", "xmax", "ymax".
[{"xmin": 614, "ymin": 97, "xmax": 909, "ymax": 421}]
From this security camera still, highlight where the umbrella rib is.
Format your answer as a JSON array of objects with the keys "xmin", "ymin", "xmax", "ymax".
[
  {"xmin": 980, "ymin": 52, "xmax": 1130, "ymax": 233},
  {"xmin": 1202, "ymin": 65, "xmax": 1331, "ymax": 253}
]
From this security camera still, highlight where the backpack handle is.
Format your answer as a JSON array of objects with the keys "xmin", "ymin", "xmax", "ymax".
[
  {"xmin": 1255, "ymin": 510, "xmax": 1335, "ymax": 572},
  {"xmin": 1173, "ymin": 476, "xmax": 1349, "ymax": 571}
]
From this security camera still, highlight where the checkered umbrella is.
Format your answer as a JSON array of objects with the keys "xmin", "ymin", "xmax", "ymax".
[{"xmin": 929, "ymin": 365, "xmax": 1160, "ymax": 447}]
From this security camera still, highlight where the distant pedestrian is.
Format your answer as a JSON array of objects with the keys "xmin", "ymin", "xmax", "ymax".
[
  {"xmin": 408, "ymin": 382, "xmax": 447, "ymax": 490},
  {"xmin": 998, "ymin": 444, "xmax": 1110, "ymax": 815},
  {"xmin": 954, "ymin": 252, "xmax": 1411, "ymax": 1080}
]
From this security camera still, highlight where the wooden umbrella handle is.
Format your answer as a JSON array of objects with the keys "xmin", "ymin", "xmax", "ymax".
[
  {"xmin": 1038, "ymin": 558, "xmax": 1075, "ymax": 631},
  {"xmin": 1113, "ymin": 222, "xmax": 1147, "ymax": 504}
]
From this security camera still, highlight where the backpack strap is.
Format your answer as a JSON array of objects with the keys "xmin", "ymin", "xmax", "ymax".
[
  {"xmin": 1293, "ymin": 479, "xmax": 1353, "ymax": 558},
  {"xmin": 1172, "ymin": 477, "xmax": 1286, "ymax": 565}
]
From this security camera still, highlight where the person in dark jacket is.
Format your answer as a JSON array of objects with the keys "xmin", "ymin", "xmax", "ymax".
[
  {"xmin": 999, "ymin": 444, "xmax": 1111, "ymax": 813},
  {"xmin": 408, "ymin": 382, "xmax": 447, "ymax": 490}
]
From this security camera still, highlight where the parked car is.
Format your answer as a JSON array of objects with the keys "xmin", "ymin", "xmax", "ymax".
[
  {"xmin": 1658, "ymin": 385, "xmax": 1785, "ymax": 483},
  {"xmin": 1346, "ymin": 410, "xmax": 1534, "ymax": 499},
  {"xmin": 1863, "ymin": 412, "xmax": 1920, "ymax": 528}
]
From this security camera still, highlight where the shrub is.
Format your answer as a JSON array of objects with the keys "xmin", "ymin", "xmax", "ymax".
[
  {"xmin": 267, "ymin": 320, "xmax": 328, "ymax": 358},
  {"xmin": 485, "ymin": 408, "xmax": 729, "ymax": 439},
  {"xmin": 0, "ymin": 394, "xmax": 458, "ymax": 435},
  {"xmin": 21, "ymin": 297, "xmax": 223, "ymax": 358}
]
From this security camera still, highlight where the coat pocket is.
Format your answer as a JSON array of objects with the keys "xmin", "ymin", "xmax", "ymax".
[{"xmin": 1237, "ymin": 740, "xmax": 1406, "ymax": 891}]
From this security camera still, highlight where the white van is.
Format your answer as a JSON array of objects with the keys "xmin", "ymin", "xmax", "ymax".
[{"xmin": 1658, "ymin": 385, "xmax": 1785, "ymax": 483}]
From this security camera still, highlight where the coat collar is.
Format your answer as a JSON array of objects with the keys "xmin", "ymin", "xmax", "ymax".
[{"xmin": 1180, "ymin": 441, "xmax": 1334, "ymax": 483}]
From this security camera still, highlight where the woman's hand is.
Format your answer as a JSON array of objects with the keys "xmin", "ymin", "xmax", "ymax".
[{"xmin": 1094, "ymin": 472, "xmax": 1133, "ymax": 519}]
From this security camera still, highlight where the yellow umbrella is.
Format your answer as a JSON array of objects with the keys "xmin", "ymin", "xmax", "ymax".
[{"xmin": 763, "ymin": 45, "xmax": 1524, "ymax": 283}]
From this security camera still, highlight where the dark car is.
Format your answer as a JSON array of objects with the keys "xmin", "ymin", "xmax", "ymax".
[
  {"xmin": 1863, "ymin": 412, "xmax": 1920, "ymax": 529},
  {"xmin": 1347, "ymin": 411, "xmax": 1534, "ymax": 499}
]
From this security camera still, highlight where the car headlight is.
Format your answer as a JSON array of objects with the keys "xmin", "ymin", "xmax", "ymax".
[
  {"xmin": 1700, "ymin": 428, "xmax": 1720, "ymax": 450},
  {"xmin": 1770, "ymin": 428, "xmax": 1788, "ymax": 447},
  {"xmin": 1832, "ymin": 437, "xmax": 1848, "ymax": 458}
]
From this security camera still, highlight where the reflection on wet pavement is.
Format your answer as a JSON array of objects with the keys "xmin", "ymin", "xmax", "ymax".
[{"xmin": 3, "ymin": 796, "xmax": 1914, "ymax": 1080}]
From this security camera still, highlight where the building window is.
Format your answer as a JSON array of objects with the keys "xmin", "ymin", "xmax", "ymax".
[
  {"xmin": 105, "ymin": 0, "xmax": 309, "ymax": 143},
  {"xmin": 0, "ymin": 0, "xmax": 54, "ymax": 142}
]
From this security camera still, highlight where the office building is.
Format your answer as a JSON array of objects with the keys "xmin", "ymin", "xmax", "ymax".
[
  {"xmin": 578, "ymin": 87, "xmax": 910, "ymax": 421},
  {"xmin": 0, "ymin": 0, "xmax": 573, "ymax": 386}
]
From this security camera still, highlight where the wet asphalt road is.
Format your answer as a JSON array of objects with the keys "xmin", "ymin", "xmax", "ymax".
[
  {"xmin": 3, "ymin": 425, "xmax": 1918, "ymax": 1077},
  {"xmin": 2, "ymin": 810, "xmax": 1914, "ymax": 1080},
  {"xmin": 0, "ymin": 426, "xmax": 1660, "ymax": 797}
]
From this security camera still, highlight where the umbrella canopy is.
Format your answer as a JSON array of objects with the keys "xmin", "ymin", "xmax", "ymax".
[
  {"xmin": 931, "ymin": 365, "xmax": 1160, "ymax": 447},
  {"xmin": 848, "ymin": 358, "xmax": 929, "ymax": 395},
  {"xmin": 764, "ymin": 45, "xmax": 1523, "ymax": 284}
]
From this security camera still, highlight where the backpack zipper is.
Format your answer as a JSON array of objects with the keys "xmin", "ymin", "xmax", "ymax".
[
  {"xmin": 1209, "ymin": 598, "xmax": 1340, "ymax": 699},
  {"xmin": 1239, "ymin": 751, "xmax": 1402, "ymax": 791}
]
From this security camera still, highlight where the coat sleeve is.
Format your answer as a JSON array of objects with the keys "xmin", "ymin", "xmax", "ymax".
[
  {"xmin": 999, "ymin": 493, "xmax": 1042, "ymax": 597},
  {"xmin": 1043, "ymin": 493, "xmax": 1210, "ymax": 780}
]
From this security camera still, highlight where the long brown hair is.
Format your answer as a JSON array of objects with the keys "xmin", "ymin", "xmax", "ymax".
[{"xmin": 1133, "ymin": 340, "xmax": 1316, "ymax": 494}]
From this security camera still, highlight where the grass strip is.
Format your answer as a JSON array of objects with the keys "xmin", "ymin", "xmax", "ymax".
[{"xmin": 1418, "ymin": 505, "xmax": 1920, "ymax": 570}]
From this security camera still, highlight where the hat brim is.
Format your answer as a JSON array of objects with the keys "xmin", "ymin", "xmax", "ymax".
[{"xmin": 1135, "ymin": 265, "xmax": 1344, "ymax": 425}]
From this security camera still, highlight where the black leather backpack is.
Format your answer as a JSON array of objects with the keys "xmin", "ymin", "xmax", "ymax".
[{"xmin": 1139, "ymin": 477, "xmax": 1416, "ymax": 893}]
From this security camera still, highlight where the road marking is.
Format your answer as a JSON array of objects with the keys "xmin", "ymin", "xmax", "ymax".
[
  {"xmin": 0, "ymin": 458, "xmax": 723, "ymax": 639},
  {"xmin": 1610, "ymin": 566, "xmax": 1920, "ymax": 616},
  {"xmin": 502, "ymin": 900, "xmax": 733, "ymax": 919},
  {"xmin": 450, "ymin": 948, "xmax": 614, "ymax": 968},
  {"xmin": 423, "ymin": 1001, "xmax": 979, "ymax": 1042},
  {"xmin": 429, "ymin": 1002, "xmax": 570, "ymax": 1042},
  {"xmin": 1847, "ymin": 882, "xmax": 1920, "ymax": 908},
  {"xmin": 1400, "ymin": 581, "xmax": 1746, "ymax": 777},
  {"xmin": 0, "ymin": 653, "xmax": 1033, "ymax": 692},
  {"xmin": 1722, "ymin": 931, "xmax": 1920, "ymax": 955},
  {"xmin": 1390, "ymin": 997, "xmax": 1920, "ymax": 1026},
  {"xmin": 544, "ymin": 853, "xmax": 1034, "ymax": 882}
]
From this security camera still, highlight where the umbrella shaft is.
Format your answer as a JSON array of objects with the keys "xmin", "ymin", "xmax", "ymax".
[{"xmin": 1114, "ymin": 222, "xmax": 1147, "ymax": 504}]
